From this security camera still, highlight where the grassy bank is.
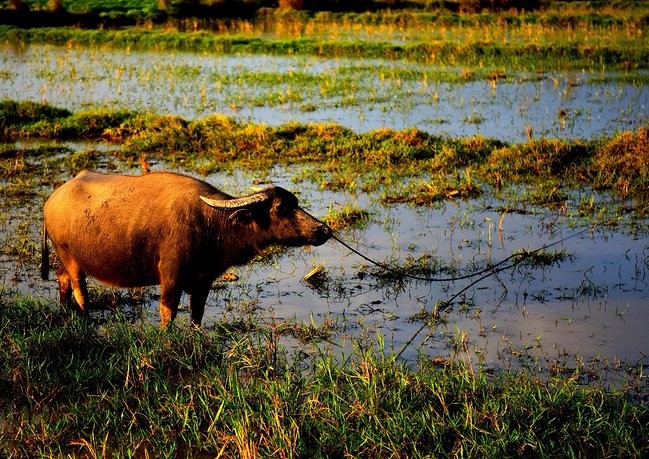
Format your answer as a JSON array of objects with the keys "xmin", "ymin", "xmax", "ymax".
[
  {"xmin": 1, "ymin": 4, "xmax": 648, "ymax": 71},
  {"xmin": 2, "ymin": 101, "xmax": 648, "ymax": 206},
  {"xmin": 1, "ymin": 295, "xmax": 647, "ymax": 457}
]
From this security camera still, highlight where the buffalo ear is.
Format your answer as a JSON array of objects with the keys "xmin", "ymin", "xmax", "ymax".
[{"xmin": 228, "ymin": 208, "xmax": 253, "ymax": 225}]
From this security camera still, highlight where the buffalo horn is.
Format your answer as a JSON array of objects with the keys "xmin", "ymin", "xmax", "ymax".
[{"xmin": 199, "ymin": 189, "xmax": 272, "ymax": 209}]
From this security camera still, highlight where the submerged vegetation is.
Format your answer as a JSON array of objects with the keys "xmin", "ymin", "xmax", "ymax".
[{"xmin": 1, "ymin": 298, "xmax": 647, "ymax": 457}]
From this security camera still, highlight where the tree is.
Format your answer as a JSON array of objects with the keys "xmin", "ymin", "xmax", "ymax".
[
  {"xmin": 279, "ymin": 0, "xmax": 304, "ymax": 9},
  {"xmin": 8, "ymin": 0, "xmax": 30, "ymax": 11}
]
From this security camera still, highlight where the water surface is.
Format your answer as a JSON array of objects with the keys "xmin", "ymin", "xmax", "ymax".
[
  {"xmin": 1, "ymin": 43, "xmax": 648, "ymax": 376},
  {"xmin": 2, "ymin": 44, "xmax": 647, "ymax": 142}
]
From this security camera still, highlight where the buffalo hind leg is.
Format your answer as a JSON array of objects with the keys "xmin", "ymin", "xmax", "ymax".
[
  {"xmin": 189, "ymin": 287, "xmax": 210, "ymax": 327},
  {"xmin": 56, "ymin": 264, "xmax": 88, "ymax": 316},
  {"xmin": 70, "ymin": 271, "xmax": 89, "ymax": 315},
  {"xmin": 56, "ymin": 265, "xmax": 72, "ymax": 311}
]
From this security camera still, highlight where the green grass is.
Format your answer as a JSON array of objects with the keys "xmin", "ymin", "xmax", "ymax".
[
  {"xmin": 323, "ymin": 203, "xmax": 372, "ymax": 229},
  {"xmin": 1, "ymin": 2, "xmax": 648, "ymax": 71},
  {"xmin": 1, "ymin": 295, "xmax": 647, "ymax": 457},
  {"xmin": 1, "ymin": 25, "xmax": 646, "ymax": 71}
]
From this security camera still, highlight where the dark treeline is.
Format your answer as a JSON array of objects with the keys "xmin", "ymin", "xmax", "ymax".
[{"xmin": 1, "ymin": 0, "xmax": 598, "ymax": 28}]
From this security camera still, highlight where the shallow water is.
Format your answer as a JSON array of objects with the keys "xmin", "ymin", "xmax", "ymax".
[
  {"xmin": 197, "ymin": 173, "xmax": 649, "ymax": 370},
  {"xmin": 2, "ymin": 160, "xmax": 646, "ymax": 376},
  {"xmin": 1, "ymin": 44, "xmax": 647, "ymax": 142},
  {"xmin": 2, "ymin": 42, "xmax": 648, "ymax": 375}
]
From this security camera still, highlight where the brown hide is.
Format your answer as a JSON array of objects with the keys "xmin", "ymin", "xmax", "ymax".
[{"xmin": 42, "ymin": 170, "xmax": 331, "ymax": 326}]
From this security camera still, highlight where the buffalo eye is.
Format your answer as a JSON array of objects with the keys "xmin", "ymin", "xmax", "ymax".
[
  {"xmin": 229, "ymin": 208, "xmax": 253, "ymax": 225},
  {"xmin": 275, "ymin": 202, "xmax": 292, "ymax": 217}
]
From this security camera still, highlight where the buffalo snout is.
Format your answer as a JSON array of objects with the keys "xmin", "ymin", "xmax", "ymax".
[
  {"xmin": 292, "ymin": 209, "xmax": 332, "ymax": 247},
  {"xmin": 312, "ymin": 223, "xmax": 332, "ymax": 246}
]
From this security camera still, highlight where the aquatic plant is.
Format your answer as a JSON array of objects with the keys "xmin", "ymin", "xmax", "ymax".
[{"xmin": 2, "ymin": 3, "xmax": 649, "ymax": 71}]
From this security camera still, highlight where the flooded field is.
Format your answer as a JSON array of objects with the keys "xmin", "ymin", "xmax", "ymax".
[
  {"xmin": 1, "ymin": 43, "xmax": 648, "ymax": 377},
  {"xmin": 204, "ymin": 170, "xmax": 649, "ymax": 373},
  {"xmin": 1, "ymin": 44, "xmax": 647, "ymax": 142},
  {"xmin": 1, "ymin": 154, "xmax": 647, "ymax": 377}
]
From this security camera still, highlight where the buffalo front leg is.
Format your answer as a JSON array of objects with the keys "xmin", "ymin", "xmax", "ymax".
[
  {"xmin": 189, "ymin": 287, "xmax": 211, "ymax": 327},
  {"xmin": 159, "ymin": 284, "xmax": 182, "ymax": 328}
]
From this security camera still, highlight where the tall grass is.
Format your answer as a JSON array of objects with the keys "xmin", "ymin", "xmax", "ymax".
[
  {"xmin": 1, "ymin": 3, "xmax": 648, "ymax": 70},
  {"xmin": 1, "ymin": 295, "xmax": 647, "ymax": 457}
]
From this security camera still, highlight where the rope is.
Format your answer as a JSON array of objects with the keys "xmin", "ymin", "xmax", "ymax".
[{"xmin": 332, "ymin": 233, "xmax": 543, "ymax": 283}]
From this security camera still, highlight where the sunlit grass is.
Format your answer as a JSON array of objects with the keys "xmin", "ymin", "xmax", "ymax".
[
  {"xmin": 1, "ymin": 3, "xmax": 648, "ymax": 71},
  {"xmin": 3, "ymin": 101, "xmax": 648, "ymax": 202},
  {"xmin": 1, "ymin": 296, "xmax": 647, "ymax": 457},
  {"xmin": 323, "ymin": 202, "xmax": 372, "ymax": 229}
]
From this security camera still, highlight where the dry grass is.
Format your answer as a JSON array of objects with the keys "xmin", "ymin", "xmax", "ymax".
[{"xmin": 590, "ymin": 125, "xmax": 649, "ymax": 195}]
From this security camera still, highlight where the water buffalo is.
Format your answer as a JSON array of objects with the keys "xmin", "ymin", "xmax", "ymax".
[{"xmin": 42, "ymin": 170, "xmax": 331, "ymax": 326}]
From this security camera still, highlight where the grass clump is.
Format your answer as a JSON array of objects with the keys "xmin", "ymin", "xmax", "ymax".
[
  {"xmin": 323, "ymin": 203, "xmax": 372, "ymax": 230},
  {"xmin": 513, "ymin": 249, "xmax": 574, "ymax": 269},
  {"xmin": 481, "ymin": 129, "xmax": 649, "ymax": 196},
  {"xmin": 26, "ymin": 108, "xmax": 135, "ymax": 139},
  {"xmin": 589, "ymin": 125, "xmax": 649, "ymax": 195},
  {"xmin": 383, "ymin": 170, "xmax": 483, "ymax": 205},
  {"xmin": 1, "ymin": 295, "xmax": 647, "ymax": 457},
  {"xmin": 0, "ymin": 99, "xmax": 70, "ymax": 139},
  {"xmin": 1, "ymin": 101, "xmax": 135, "ymax": 140},
  {"xmin": 485, "ymin": 139, "xmax": 591, "ymax": 180}
]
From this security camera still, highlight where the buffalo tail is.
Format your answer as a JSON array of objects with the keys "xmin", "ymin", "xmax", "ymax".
[{"xmin": 41, "ymin": 221, "xmax": 49, "ymax": 281}]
